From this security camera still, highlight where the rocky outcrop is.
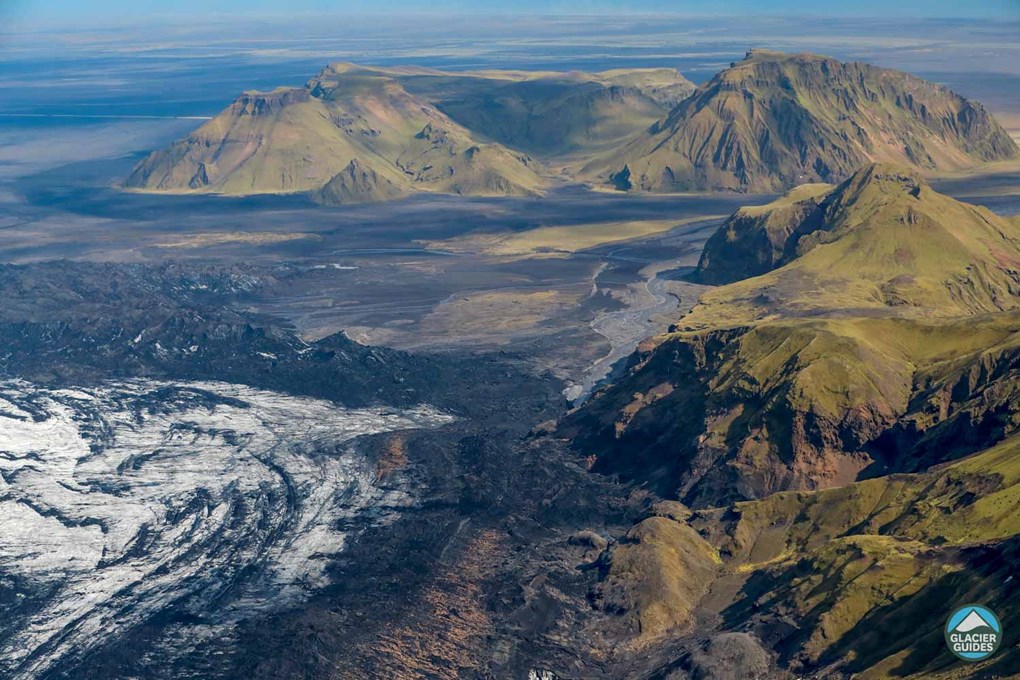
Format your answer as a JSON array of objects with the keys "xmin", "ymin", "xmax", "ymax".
[
  {"xmin": 694, "ymin": 183, "xmax": 830, "ymax": 284},
  {"xmin": 229, "ymin": 87, "xmax": 311, "ymax": 115},
  {"xmin": 313, "ymin": 158, "xmax": 408, "ymax": 205}
]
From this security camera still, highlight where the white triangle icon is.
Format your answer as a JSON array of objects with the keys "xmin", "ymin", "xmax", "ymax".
[{"xmin": 955, "ymin": 610, "xmax": 993, "ymax": 632}]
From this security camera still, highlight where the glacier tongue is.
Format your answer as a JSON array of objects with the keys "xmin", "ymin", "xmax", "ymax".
[{"xmin": 0, "ymin": 379, "xmax": 454, "ymax": 678}]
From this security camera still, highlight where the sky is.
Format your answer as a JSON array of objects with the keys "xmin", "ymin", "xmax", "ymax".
[{"xmin": 3, "ymin": 0, "xmax": 1020, "ymax": 24}]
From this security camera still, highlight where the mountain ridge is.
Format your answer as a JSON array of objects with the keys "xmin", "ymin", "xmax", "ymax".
[
  {"xmin": 123, "ymin": 61, "xmax": 696, "ymax": 200},
  {"xmin": 584, "ymin": 49, "xmax": 1018, "ymax": 193},
  {"xmin": 124, "ymin": 54, "xmax": 1016, "ymax": 202},
  {"xmin": 124, "ymin": 65, "xmax": 547, "ymax": 200},
  {"xmin": 555, "ymin": 167, "xmax": 1020, "ymax": 676},
  {"xmin": 560, "ymin": 165, "xmax": 1020, "ymax": 506}
]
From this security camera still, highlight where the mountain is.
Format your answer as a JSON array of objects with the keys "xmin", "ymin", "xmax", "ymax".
[
  {"xmin": 540, "ymin": 165, "xmax": 1020, "ymax": 674},
  {"xmin": 555, "ymin": 166, "xmax": 1020, "ymax": 676},
  {"xmin": 123, "ymin": 61, "xmax": 697, "ymax": 200},
  {"xmin": 691, "ymin": 164, "xmax": 1020, "ymax": 318},
  {"xmin": 398, "ymin": 66, "xmax": 695, "ymax": 157},
  {"xmin": 311, "ymin": 158, "xmax": 408, "ymax": 205},
  {"xmin": 584, "ymin": 49, "xmax": 1018, "ymax": 193},
  {"xmin": 561, "ymin": 164, "xmax": 1020, "ymax": 504},
  {"xmin": 125, "ymin": 87, "xmax": 361, "ymax": 194},
  {"xmin": 123, "ymin": 53, "xmax": 1017, "ymax": 199},
  {"xmin": 124, "ymin": 64, "xmax": 546, "ymax": 200}
]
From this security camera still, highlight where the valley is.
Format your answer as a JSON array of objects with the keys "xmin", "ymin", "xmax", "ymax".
[
  {"xmin": 1, "ymin": 12, "xmax": 1020, "ymax": 680},
  {"xmin": 4, "ymin": 150, "xmax": 767, "ymax": 397}
]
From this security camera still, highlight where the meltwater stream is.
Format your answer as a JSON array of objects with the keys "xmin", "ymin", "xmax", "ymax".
[{"xmin": 0, "ymin": 379, "xmax": 454, "ymax": 678}]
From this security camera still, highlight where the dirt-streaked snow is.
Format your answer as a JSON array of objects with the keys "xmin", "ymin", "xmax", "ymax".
[{"xmin": 0, "ymin": 379, "xmax": 453, "ymax": 678}]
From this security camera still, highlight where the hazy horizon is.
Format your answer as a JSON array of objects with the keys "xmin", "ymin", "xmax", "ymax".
[{"xmin": 4, "ymin": 0, "xmax": 1020, "ymax": 29}]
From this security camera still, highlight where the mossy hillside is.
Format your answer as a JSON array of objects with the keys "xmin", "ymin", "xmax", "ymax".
[
  {"xmin": 697, "ymin": 433, "xmax": 1020, "ymax": 565},
  {"xmin": 672, "ymin": 434, "xmax": 1020, "ymax": 676},
  {"xmin": 584, "ymin": 50, "xmax": 1018, "ymax": 193},
  {"xmin": 562, "ymin": 311, "xmax": 1020, "ymax": 506},
  {"xmin": 595, "ymin": 433, "xmax": 1020, "ymax": 674},
  {"xmin": 563, "ymin": 168, "xmax": 1020, "ymax": 507},
  {"xmin": 398, "ymin": 66, "xmax": 694, "ymax": 158},
  {"xmin": 593, "ymin": 516, "xmax": 720, "ymax": 643},
  {"xmin": 710, "ymin": 313, "xmax": 1020, "ymax": 429},
  {"xmin": 738, "ymin": 535, "xmax": 953, "ymax": 668},
  {"xmin": 568, "ymin": 169, "xmax": 1020, "ymax": 676},
  {"xmin": 125, "ymin": 65, "xmax": 546, "ymax": 200},
  {"xmin": 688, "ymin": 165, "xmax": 1020, "ymax": 325}
]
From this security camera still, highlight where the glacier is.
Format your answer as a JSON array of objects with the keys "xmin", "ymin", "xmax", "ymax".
[{"xmin": 0, "ymin": 379, "xmax": 454, "ymax": 678}]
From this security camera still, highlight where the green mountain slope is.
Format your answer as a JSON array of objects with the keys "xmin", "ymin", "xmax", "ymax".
[
  {"xmin": 124, "ymin": 87, "xmax": 375, "ymax": 195},
  {"xmin": 690, "ymin": 164, "xmax": 1020, "ymax": 318},
  {"xmin": 124, "ymin": 64, "xmax": 546, "ymax": 200},
  {"xmin": 124, "ymin": 61, "xmax": 695, "ymax": 200},
  {"xmin": 556, "ymin": 165, "xmax": 1020, "ymax": 677},
  {"xmin": 399, "ymin": 66, "xmax": 694, "ymax": 157},
  {"xmin": 562, "ymin": 164, "xmax": 1020, "ymax": 504},
  {"xmin": 584, "ymin": 50, "xmax": 1018, "ymax": 193},
  {"xmin": 559, "ymin": 165, "xmax": 1020, "ymax": 676},
  {"xmin": 601, "ymin": 434, "xmax": 1020, "ymax": 678}
]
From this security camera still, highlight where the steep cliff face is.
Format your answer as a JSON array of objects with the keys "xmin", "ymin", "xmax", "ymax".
[
  {"xmin": 694, "ymin": 182, "xmax": 832, "ymax": 284},
  {"xmin": 562, "ymin": 313, "xmax": 1020, "ymax": 507},
  {"xmin": 585, "ymin": 50, "xmax": 1018, "ymax": 193}
]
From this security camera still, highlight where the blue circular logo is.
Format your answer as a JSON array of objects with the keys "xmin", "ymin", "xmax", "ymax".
[{"xmin": 945, "ymin": 604, "xmax": 1001, "ymax": 662}]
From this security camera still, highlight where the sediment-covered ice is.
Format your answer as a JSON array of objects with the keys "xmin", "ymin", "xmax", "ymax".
[{"xmin": 0, "ymin": 379, "xmax": 453, "ymax": 678}]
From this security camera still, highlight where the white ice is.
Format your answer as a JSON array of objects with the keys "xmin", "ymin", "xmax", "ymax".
[{"xmin": 0, "ymin": 379, "xmax": 454, "ymax": 678}]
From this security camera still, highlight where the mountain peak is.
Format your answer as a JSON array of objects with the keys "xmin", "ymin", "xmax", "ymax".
[
  {"xmin": 230, "ymin": 88, "xmax": 310, "ymax": 116},
  {"xmin": 743, "ymin": 47, "xmax": 785, "ymax": 60},
  {"xmin": 741, "ymin": 48, "xmax": 826, "ymax": 63},
  {"xmin": 848, "ymin": 161, "xmax": 923, "ymax": 181},
  {"xmin": 587, "ymin": 51, "xmax": 1017, "ymax": 193},
  {"xmin": 837, "ymin": 162, "xmax": 926, "ymax": 198},
  {"xmin": 313, "ymin": 157, "xmax": 407, "ymax": 206},
  {"xmin": 693, "ymin": 164, "xmax": 1020, "ymax": 318},
  {"xmin": 739, "ymin": 48, "xmax": 809, "ymax": 64}
]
